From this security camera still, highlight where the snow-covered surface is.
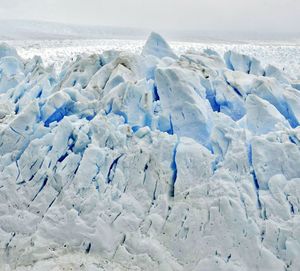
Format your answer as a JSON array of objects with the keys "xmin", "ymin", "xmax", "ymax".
[
  {"xmin": 4, "ymin": 38, "xmax": 300, "ymax": 79},
  {"xmin": 0, "ymin": 33, "xmax": 300, "ymax": 270}
]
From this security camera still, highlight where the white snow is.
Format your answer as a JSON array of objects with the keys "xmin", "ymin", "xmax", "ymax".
[
  {"xmin": 4, "ymin": 38, "xmax": 300, "ymax": 79},
  {"xmin": 0, "ymin": 33, "xmax": 300, "ymax": 271}
]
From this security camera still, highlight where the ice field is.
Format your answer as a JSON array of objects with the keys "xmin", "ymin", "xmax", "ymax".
[
  {"xmin": 5, "ymin": 38, "xmax": 300, "ymax": 79},
  {"xmin": 0, "ymin": 33, "xmax": 300, "ymax": 270}
]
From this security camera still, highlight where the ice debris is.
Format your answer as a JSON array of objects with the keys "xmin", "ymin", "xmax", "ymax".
[{"xmin": 0, "ymin": 33, "xmax": 300, "ymax": 271}]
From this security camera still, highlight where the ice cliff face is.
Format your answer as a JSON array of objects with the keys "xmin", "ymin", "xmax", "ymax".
[{"xmin": 0, "ymin": 33, "xmax": 300, "ymax": 271}]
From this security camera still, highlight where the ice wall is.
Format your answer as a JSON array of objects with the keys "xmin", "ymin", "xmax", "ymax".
[{"xmin": 0, "ymin": 33, "xmax": 300, "ymax": 271}]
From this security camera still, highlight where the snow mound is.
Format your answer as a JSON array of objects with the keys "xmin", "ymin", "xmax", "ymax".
[{"xmin": 0, "ymin": 35, "xmax": 300, "ymax": 271}]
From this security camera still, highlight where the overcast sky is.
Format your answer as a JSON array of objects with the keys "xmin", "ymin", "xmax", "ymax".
[{"xmin": 0, "ymin": 0, "xmax": 299, "ymax": 33}]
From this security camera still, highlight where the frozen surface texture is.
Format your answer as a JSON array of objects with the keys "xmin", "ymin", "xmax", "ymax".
[{"xmin": 0, "ymin": 33, "xmax": 300, "ymax": 271}]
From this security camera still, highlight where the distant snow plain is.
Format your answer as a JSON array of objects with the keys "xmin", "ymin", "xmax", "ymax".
[{"xmin": 4, "ymin": 39, "xmax": 300, "ymax": 79}]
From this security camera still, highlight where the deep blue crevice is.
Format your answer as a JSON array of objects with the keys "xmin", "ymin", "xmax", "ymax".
[
  {"xmin": 224, "ymin": 54, "xmax": 234, "ymax": 71},
  {"xmin": 32, "ymin": 176, "xmax": 48, "ymax": 202},
  {"xmin": 226, "ymin": 254, "xmax": 232, "ymax": 263},
  {"xmin": 207, "ymin": 84, "xmax": 246, "ymax": 121},
  {"xmin": 211, "ymin": 156, "xmax": 222, "ymax": 173},
  {"xmin": 85, "ymin": 242, "xmax": 91, "ymax": 254},
  {"xmin": 48, "ymin": 77, "xmax": 56, "ymax": 87},
  {"xmin": 5, "ymin": 232, "xmax": 16, "ymax": 253},
  {"xmin": 142, "ymin": 160, "xmax": 150, "ymax": 185},
  {"xmin": 105, "ymin": 100, "xmax": 113, "ymax": 115},
  {"xmin": 226, "ymin": 80, "xmax": 243, "ymax": 97},
  {"xmin": 73, "ymin": 163, "xmax": 80, "ymax": 175},
  {"xmin": 144, "ymin": 113, "xmax": 152, "ymax": 128},
  {"xmin": 152, "ymin": 84, "xmax": 160, "ymax": 101},
  {"xmin": 68, "ymin": 134, "xmax": 76, "ymax": 152},
  {"xmin": 114, "ymin": 110, "xmax": 128, "ymax": 123},
  {"xmin": 58, "ymin": 152, "xmax": 69, "ymax": 163},
  {"xmin": 46, "ymin": 196, "xmax": 57, "ymax": 212},
  {"xmin": 286, "ymin": 195, "xmax": 295, "ymax": 215},
  {"xmin": 248, "ymin": 144, "xmax": 263, "ymax": 213},
  {"xmin": 107, "ymin": 154, "xmax": 123, "ymax": 184},
  {"xmin": 167, "ymin": 115, "xmax": 174, "ymax": 135},
  {"xmin": 169, "ymin": 140, "xmax": 179, "ymax": 198},
  {"xmin": 206, "ymin": 89, "xmax": 220, "ymax": 112},
  {"xmin": 246, "ymin": 59, "xmax": 251, "ymax": 74},
  {"xmin": 15, "ymin": 160, "xmax": 21, "ymax": 183},
  {"xmin": 283, "ymin": 102, "xmax": 299, "ymax": 128},
  {"xmin": 36, "ymin": 109, "xmax": 43, "ymax": 123},
  {"xmin": 289, "ymin": 135, "xmax": 299, "ymax": 145},
  {"xmin": 9, "ymin": 125, "xmax": 21, "ymax": 136},
  {"xmin": 251, "ymin": 169, "xmax": 260, "ymax": 192},
  {"xmin": 152, "ymin": 180, "xmax": 158, "ymax": 201},
  {"xmin": 251, "ymin": 168, "xmax": 264, "ymax": 215},
  {"xmin": 15, "ymin": 104, "xmax": 19, "ymax": 114},
  {"xmin": 132, "ymin": 125, "xmax": 140, "ymax": 132},
  {"xmin": 104, "ymin": 137, "xmax": 114, "ymax": 150},
  {"xmin": 36, "ymin": 89, "xmax": 42, "ymax": 99},
  {"xmin": 38, "ymin": 176, "xmax": 48, "ymax": 194},
  {"xmin": 29, "ymin": 160, "xmax": 38, "ymax": 170},
  {"xmin": 28, "ymin": 172, "xmax": 37, "ymax": 182},
  {"xmin": 44, "ymin": 102, "xmax": 74, "ymax": 127},
  {"xmin": 92, "ymin": 164, "xmax": 101, "ymax": 191},
  {"xmin": 290, "ymin": 203, "xmax": 295, "ymax": 214},
  {"xmin": 265, "ymin": 99, "xmax": 299, "ymax": 129},
  {"xmin": 247, "ymin": 144, "xmax": 253, "ymax": 166},
  {"xmin": 86, "ymin": 114, "xmax": 95, "ymax": 121}
]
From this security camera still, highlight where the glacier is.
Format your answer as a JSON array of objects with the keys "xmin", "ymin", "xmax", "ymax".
[{"xmin": 0, "ymin": 33, "xmax": 300, "ymax": 271}]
